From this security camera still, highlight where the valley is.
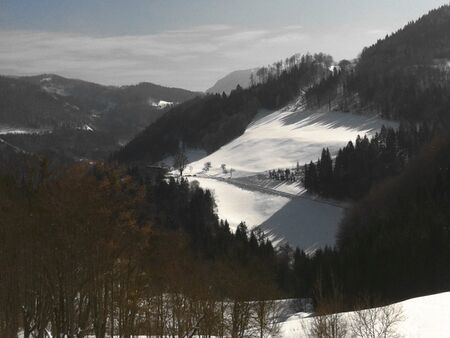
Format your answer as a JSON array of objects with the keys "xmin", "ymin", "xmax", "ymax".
[
  {"xmin": 181, "ymin": 94, "xmax": 396, "ymax": 250},
  {"xmin": 1, "ymin": 3, "xmax": 449, "ymax": 337}
]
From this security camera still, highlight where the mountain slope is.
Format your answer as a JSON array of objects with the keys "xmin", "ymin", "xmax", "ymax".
[
  {"xmin": 336, "ymin": 134, "xmax": 450, "ymax": 300},
  {"xmin": 183, "ymin": 95, "xmax": 395, "ymax": 250},
  {"xmin": 0, "ymin": 76, "xmax": 89, "ymax": 128},
  {"xmin": 206, "ymin": 68, "xmax": 255, "ymax": 95},
  {"xmin": 0, "ymin": 74, "xmax": 200, "ymax": 160},
  {"xmin": 188, "ymin": 104, "xmax": 397, "ymax": 176},
  {"xmin": 19, "ymin": 74, "xmax": 201, "ymax": 138},
  {"xmin": 348, "ymin": 5, "xmax": 449, "ymax": 121},
  {"xmin": 303, "ymin": 5, "xmax": 450, "ymax": 122},
  {"xmin": 116, "ymin": 53, "xmax": 333, "ymax": 163}
]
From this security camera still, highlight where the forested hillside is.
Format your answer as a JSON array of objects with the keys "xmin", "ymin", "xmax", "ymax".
[
  {"xmin": 1, "ymin": 3, "xmax": 450, "ymax": 337},
  {"xmin": 114, "ymin": 53, "xmax": 333, "ymax": 163},
  {"xmin": 305, "ymin": 4, "xmax": 450, "ymax": 121},
  {"xmin": 336, "ymin": 134, "xmax": 450, "ymax": 300},
  {"xmin": 0, "ymin": 158, "xmax": 297, "ymax": 337},
  {"xmin": 1, "ymin": 74, "xmax": 200, "ymax": 137},
  {"xmin": 303, "ymin": 123, "xmax": 435, "ymax": 199},
  {"xmin": 0, "ymin": 74, "xmax": 200, "ymax": 161},
  {"xmin": 0, "ymin": 76, "xmax": 88, "ymax": 128},
  {"xmin": 3, "ymin": 130, "xmax": 448, "ymax": 337},
  {"xmin": 349, "ymin": 4, "xmax": 450, "ymax": 120}
]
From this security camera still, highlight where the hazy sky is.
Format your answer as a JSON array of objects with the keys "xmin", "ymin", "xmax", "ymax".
[{"xmin": 0, "ymin": 0, "xmax": 448, "ymax": 90}]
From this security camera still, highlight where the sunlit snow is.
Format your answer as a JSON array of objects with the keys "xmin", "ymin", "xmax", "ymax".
[
  {"xmin": 188, "ymin": 99, "xmax": 397, "ymax": 250},
  {"xmin": 280, "ymin": 292, "xmax": 450, "ymax": 338}
]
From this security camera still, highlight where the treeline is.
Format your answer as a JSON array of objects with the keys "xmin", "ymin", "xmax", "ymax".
[
  {"xmin": 304, "ymin": 63, "xmax": 348, "ymax": 110},
  {"xmin": 0, "ymin": 160, "xmax": 308, "ymax": 338},
  {"xmin": 350, "ymin": 4, "xmax": 450, "ymax": 121},
  {"xmin": 304, "ymin": 5, "xmax": 450, "ymax": 121},
  {"xmin": 137, "ymin": 173, "xmax": 326, "ymax": 299},
  {"xmin": 115, "ymin": 53, "xmax": 333, "ymax": 164},
  {"xmin": 296, "ymin": 134, "xmax": 450, "ymax": 306},
  {"xmin": 303, "ymin": 123, "xmax": 434, "ymax": 199},
  {"xmin": 336, "ymin": 134, "xmax": 450, "ymax": 301},
  {"xmin": 1, "ymin": 134, "xmax": 450, "ymax": 337}
]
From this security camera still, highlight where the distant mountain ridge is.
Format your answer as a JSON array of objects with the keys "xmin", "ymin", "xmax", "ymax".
[
  {"xmin": 0, "ymin": 74, "xmax": 201, "ymax": 161},
  {"xmin": 0, "ymin": 74, "xmax": 201, "ymax": 136},
  {"xmin": 206, "ymin": 68, "xmax": 256, "ymax": 95}
]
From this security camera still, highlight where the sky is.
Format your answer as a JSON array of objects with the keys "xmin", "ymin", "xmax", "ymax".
[{"xmin": 0, "ymin": 0, "xmax": 448, "ymax": 91}]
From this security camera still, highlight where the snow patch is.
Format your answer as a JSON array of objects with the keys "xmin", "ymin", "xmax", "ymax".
[
  {"xmin": 0, "ymin": 125, "xmax": 51, "ymax": 135},
  {"xmin": 42, "ymin": 85, "xmax": 68, "ymax": 96},
  {"xmin": 279, "ymin": 292, "xmax": 450, "ymax": 338},
  {"xmin": 40, "ymin": 77, "xmax": 52, "ymax": 83},
  {"xmin": 149, "ymin": 98, "xmax": 175, "ymax": 109}
]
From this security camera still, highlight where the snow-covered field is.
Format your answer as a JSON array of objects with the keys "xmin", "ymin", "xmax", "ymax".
[
  {"xmin": 184, "ymin": 98, "xmax": 396, "ymax": 250},
  {"xmin": 192, "ymin": 177, "xmax": 343, "ymax": 251},
  {"xmin": 280, "ymin": 292, "xmax": 450, "ymax": 338},
  {"xmin": 193, "ymin": 177, "xmax": 290, "ymax": 231},
  {"xmin": 189, "ymin": 106, "xmax": 397, "ymax": 177}
]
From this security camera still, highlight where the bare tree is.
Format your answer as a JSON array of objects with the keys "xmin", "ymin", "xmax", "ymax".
[
  {"xmin": 174, "ymin": 149, "xmax": 188, "ymax": 176},
  {"xmin": 350, "ymin": 302, "xmax": 404, "ymax": 338},
  {"xmin": 308, "ymin": 312, "xmax": 348, "ymax": 338},
  {"xmin": 203, "ymin": 161, "xmax": 212, "ymax": 173},
  {"xmin": 250, "ymin": 73, "xmax": 256, "ymax": 87},
  {"xmin": 229, "ymin": 299, "xmax": 252, "ymax": 338},
  {"xmin": 221, "ymin": 164, "xmax": 228, "ymax": 174},
  {"xmin": 251, "ymin": 299, "xmax": 280, "ymax": 338},
  {"xmin": 306, "ymin": 293, "xmax": 348, "ymax": 338}
]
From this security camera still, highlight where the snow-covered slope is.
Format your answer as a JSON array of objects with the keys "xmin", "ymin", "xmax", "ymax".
[
  {"xmin": 206, "ymin": 68, "xmax": 256, "ymax": 95},
  {"xmin": 279, "ymin": 292, "xmax": 450, "ymax": 338},
  {"xmin": 192, "ymin": 177, "xmax": 343, "ymax": 251},
  {"xmin": 187, "ymin": 97, "xmax": 397, "ymax": 251},
  {"xmin": 189, "ymin": 105, "xmax": 397, "ymax": 177}
]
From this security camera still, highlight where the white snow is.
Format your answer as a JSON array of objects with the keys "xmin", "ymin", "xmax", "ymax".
[
  {"xmin": 40, "ymin": 77, "xmax": 52, "ymax": 82},
  {"xmin": 41, "ymin": 85, "xmax": 68, "ymax": 96},
  {"xmin": 191, "ymin": 177, "xmax": 343, "ymax": 251},
  {"xmin": 156, "ymin": 100, "xmax": 174, "ymax": 108},
  {"xmin": 189, "ymin": 107, "xmax": 397, "ymax": 177},
  {"xmin": 0, "ymin": 125, "xmax": 50, "ymax": 135},
  {"xmin": 149, "ymin": 98, "xmax": 175, "ymax": 109},
  {"xmin": 16, "ymin": 292, "xmax": 450, "ymax": 337},
  {"xmin": 279, "ymin": 292, "xmax": 450, "ymax": 338},
  {"xmin": 192, "ymin": 177, "xmax": 290, "ymax": 232},
  {"xmin": 186, "ymin": 98, "xmax": 395, "ymax": 250}
]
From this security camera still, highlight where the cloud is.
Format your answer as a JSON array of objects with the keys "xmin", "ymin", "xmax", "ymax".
[{"xmin": 0, "ymin": 24, "xmax": 373, "ymax": 91}]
